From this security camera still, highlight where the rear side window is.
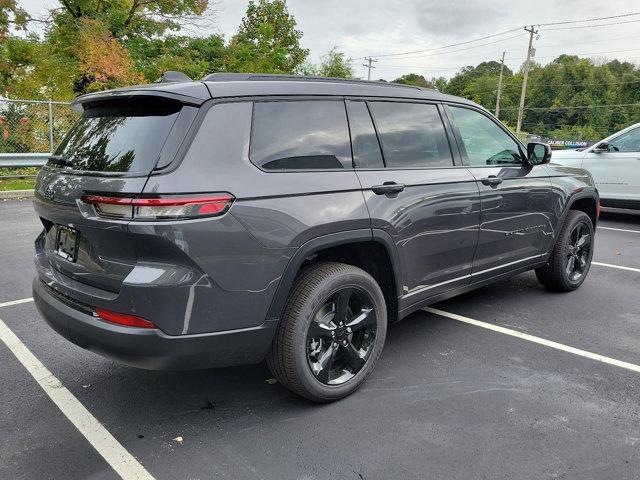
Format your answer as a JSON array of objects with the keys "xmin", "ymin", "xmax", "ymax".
[
  {"xmin": 251, "ymin": 100, "xmax": 352, "ymax": 170},
  {"xmin": 368, "ymin": 102, "xmax": 453, "ymax": 168},
  {"xmin": 54, "ymin": 98, "xmax": 184, "ymax": 174},
  {"xmin": 346, "ymin": 101, "xmax": 384, "ymax": 169}
]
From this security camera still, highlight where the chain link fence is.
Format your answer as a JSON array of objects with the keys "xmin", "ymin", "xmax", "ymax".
[{"xmin": 0, "ymin": 99, "xmax": 78, "ymax": 156}]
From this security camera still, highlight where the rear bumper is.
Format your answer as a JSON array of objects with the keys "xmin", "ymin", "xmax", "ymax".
[{"xmin": 33, "ymin": 278, "xmax": 277, "ymax": 370}]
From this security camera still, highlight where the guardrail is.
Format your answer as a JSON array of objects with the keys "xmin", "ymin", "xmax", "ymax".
[
  {"xmin": 1, "ymin": 98, "xmax": 76, "ymax": 171},
  {"xmin": 0, "ymin": 153, "xmax": 50, "ymax": 168}
]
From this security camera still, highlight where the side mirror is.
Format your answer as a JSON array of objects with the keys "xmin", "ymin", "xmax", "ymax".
[
  {"xmin": 526, "ymin": 142, "xmax": 552, "ymax": 166},
  {"xmin": 593, "ymin": 141, "xmax": 609, "ymax": 153}
]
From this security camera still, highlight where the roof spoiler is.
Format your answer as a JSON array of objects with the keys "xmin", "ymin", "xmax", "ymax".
[{"xmin": 158, "ymin": 71, "xmax": 192, "ymax": 83}]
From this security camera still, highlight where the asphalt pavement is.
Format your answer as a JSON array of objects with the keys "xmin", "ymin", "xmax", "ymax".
[{"xmin": 1, "ymin": 199, "xmax": 639, "ymax": 480}]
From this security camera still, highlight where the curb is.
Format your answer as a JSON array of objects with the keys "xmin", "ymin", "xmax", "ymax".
[{"xmin": 0, "ymin": 189, "xmax": 35, "ymax": 200}]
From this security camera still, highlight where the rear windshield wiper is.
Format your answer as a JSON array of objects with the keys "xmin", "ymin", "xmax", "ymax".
[{"xmin": 48, "ymin": 155, "xmax": 74, "ymax": 168}]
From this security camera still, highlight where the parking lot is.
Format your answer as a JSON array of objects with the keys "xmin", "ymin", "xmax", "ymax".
[{"xmin": 1, "ymin": 199, "xmax": 640, "ymax": 480}]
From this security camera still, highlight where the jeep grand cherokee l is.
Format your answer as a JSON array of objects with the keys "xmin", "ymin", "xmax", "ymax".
[{"xmin": 32, "ymin": 73, "xmax": 599, "ymax": 402}]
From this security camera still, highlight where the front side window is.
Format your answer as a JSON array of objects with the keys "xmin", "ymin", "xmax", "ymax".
[
  {"xmin": 608, "ymin": 127, "xmax": 640, "ymax": 152},
  {"xmin": 251, "ymin": 100, "xmax": 352, "ymax": 170},
  {"xmin": 449, "ymin": 106, "xmax": 523, "ymax": 166},
  {"xmin": 368, "ymin": 102, "xmax": 453, "ymax": 168}
]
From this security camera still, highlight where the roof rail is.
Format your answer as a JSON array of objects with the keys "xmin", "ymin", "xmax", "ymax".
[{"xmin": 201, "ymin": 73, "xmax": 429, "ymax": 91}]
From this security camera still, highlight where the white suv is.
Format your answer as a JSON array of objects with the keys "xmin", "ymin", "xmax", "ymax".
[{"xmin": 552, "ymin": 123, "xmax": 640, "ymax": 210}]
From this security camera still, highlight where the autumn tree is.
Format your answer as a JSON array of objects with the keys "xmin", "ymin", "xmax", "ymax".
[{"xmin": 225, "ymin": 0, "xmax": 308, "ymax": 74}]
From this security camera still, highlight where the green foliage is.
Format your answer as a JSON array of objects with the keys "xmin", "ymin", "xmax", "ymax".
[
  {"xmin": 225, "ymin": 0, "xmax": 308, "ymax": 74},
  {"xmin": 392, "ymin": 73, "xmax": 433, "ymax": 88},
  {"xmin": 126, "ymin": 34, "xmax": 225, "ymax": 81},
  {"xmin": 441, "ymin": 57, "xmax": 640, "ymax": 140},
  {"xmin": 299, "ymin": 47, "xmax": 353, "ymax": 78}
]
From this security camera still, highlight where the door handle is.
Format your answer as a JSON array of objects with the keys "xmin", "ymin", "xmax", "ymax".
[
  {"xmin": 371, "ymin": 182, "xmax": 405, "ymax": 195},
  {"xmin": 480, "ymin": 176, "xmax": 503, "ymax": 187}
]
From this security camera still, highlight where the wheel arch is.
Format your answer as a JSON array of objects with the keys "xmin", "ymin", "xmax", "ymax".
[{"xmin": 265, "ymin": 229, "xmax": 403, "ymax": 324}]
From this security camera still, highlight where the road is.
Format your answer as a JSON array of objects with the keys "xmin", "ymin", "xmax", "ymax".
[{"xmin": 1, "ymin": 199, "xmax": 640, "ymax": 480}]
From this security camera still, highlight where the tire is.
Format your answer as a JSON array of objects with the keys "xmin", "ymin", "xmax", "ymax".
[
  {"xmin": 266, "ymin": 261, "xmax": 387, "ymax": 402},
  {"xmin": 535, "ymin": 210, "xmax": 594, "ymax": 292}
]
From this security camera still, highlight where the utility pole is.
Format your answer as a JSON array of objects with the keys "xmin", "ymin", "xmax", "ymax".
[
  {"xmin": 495, "ymin": 51, "xmax": 506, "ymax": 119},
  {"xmin": 363, "ymin": 57, "xmax": 377, "ymax": 81},
  {"xmin": 516, "ymin": 26, "xmax": 538, "ymax": 135}
]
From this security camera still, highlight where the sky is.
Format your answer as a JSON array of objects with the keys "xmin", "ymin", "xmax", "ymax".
[{"xmin": 17, "ymin": 0, "xmax": 640, "ymax": 81}]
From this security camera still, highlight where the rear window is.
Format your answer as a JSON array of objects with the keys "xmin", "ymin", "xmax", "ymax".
[
  {"xmin": 250, "ymin": 100, "xmax": 352, "ymax": 170},
  {"xmin": 53, "ymin": 99, "xmax": 183, "ymax": 174}
]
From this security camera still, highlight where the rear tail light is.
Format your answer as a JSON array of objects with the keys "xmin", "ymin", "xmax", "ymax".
[
  {"xmin": 95, "ymin": 308, "xmax": 157, "ymax": 329},
  {"xmin": 81, "ymin": 193, "xmax": 234, "ymax": 220}
]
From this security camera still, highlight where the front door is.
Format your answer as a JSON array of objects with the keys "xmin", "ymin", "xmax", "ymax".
[
  {"xmin": 445, "ymin": 105, "xmax": 554, "ymax": 282},
  {"xmin": 584, "ymin": 126, "xmax": 640, "ymax": 205},
  {"xmin": 346, "ymin": 100, "xmax": 480, "ymax": 307}
]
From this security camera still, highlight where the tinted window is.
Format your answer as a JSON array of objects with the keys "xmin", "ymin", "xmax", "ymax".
[
  {"xmin": 251, "ymin": 101, "xmax": 351, "ymax": 170},
  {"xmin": 368, "ymin": 102, "xmax": 453, "ymax": 168},
  {"xmin": 346, "ymin": 101, "xmax": 384, "ymax": 168},
  {"xmin": 55, "ymin": 99, "xmax": 182, "ymax": 173},
  {"xmin": 609, "ymin": 127, "xmax": 640, "ymax": 152},
  {"xmin": 449, "ymin": 106, "xmax": 522, "ymax": 166}
]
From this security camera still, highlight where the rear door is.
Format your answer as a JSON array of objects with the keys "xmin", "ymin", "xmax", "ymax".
[
  {"xmin": 33, "ymin": 96, "xmax": 199, "ymax": 293},
  {"xmin": 348, "ymin": 99, "xmax": 480, "ymax": 307},
  {"xmin": 583, "ymin": 126, "xmax": 640, "ymax": 204},
  {"xmin": 445, "ymin": 104, "xmax": 554, "ymax": 281}
]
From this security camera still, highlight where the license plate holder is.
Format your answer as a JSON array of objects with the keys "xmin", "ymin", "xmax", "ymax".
[{"xmin": 54, "ymin": 225, "xmax": 79, "ymax": 262}]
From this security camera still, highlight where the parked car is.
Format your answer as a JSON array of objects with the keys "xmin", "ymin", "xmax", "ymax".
[
  {"xmin": 32, "ymin": 73, "xmax": 599, "ymax": 402},
  {"xmin": 552, "ymin": 122, "xmax": 640, "ymax": 210}
]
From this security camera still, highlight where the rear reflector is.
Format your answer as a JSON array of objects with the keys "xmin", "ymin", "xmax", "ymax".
[
  {"xmin": 81, "ymin": 193, "xmax": 234, "ymax": 220},
  {"xmin": 596, "ymin": 201, "xmax": 601, "ymax": 219},
  {"xmin": 95, "ymin": 308, "xmax": 157, "ymax": 329}
]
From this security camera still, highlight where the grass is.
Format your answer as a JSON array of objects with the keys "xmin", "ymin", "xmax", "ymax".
[{"xmin": 0, "ymin": 167, "xmax": 38, "ymax": 191}]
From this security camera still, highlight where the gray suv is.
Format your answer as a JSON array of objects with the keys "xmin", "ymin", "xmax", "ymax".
[{"xmin": 32, "ymin": 74, "xmax": 599, "ymax": 402}]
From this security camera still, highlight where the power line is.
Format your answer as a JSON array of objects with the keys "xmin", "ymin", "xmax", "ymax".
[
  {"xmin": 353, "ymin": 27, "xmax": 523, "ymax": 60},
  {"xmin": 354, "ymin": 12, "xmax": 640, "ymax": 61},
  {"xmin": 543, "ymin": 18, "xmax": 640, "ymax": 31},
  {"xmin": 536, "ymin": 11, "xmax": 640, "ymax": 26},
  {"xmin": 388, "ymin": 34, "xmax": 527, "ymax": 61},
  {"xmin": 501, "ymin": 103, "xmax": 640, "ymax": 111}
]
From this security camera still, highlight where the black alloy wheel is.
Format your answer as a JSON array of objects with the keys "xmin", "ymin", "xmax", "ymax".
[
  {"xmin": 535, "ymin": 210, "xmax": 595, "ymax": 292},
  {"xmin": 267, "ymin": 262, "xmax": 387, "ymax": 402},
  {"xmin": 565, "ymin": 221, "xmax": 592, "ymax": 282},
  {"xmin": 306, "ymin": 287, "xmax": 378, "ymax": 385}
]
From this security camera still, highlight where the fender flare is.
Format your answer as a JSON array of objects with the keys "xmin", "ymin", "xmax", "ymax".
[
  {"xmin": 543, "ymin": 188, "xmax": 599, "ymax": 261},
  {"xmin": 265, "ymin": 228, "xmax": 403, "ymax": 322}
]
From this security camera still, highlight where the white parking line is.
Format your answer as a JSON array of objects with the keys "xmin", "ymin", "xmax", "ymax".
[
  {"xmin": 424, "ymin": 307, "xmax": 640, "ymax": 374},
  {"xmin": 593, "ymin": 262, "xmax": 640, "ymax": 273},
  {"xmin": 0, "ymin": 317, "xmax": 154, "ymax": 480},
  {"xmin": 599, "ymin": 226, "xmax": 640, "ymax": 234},
  {"xmin": 0, "ymin": 297, "xmax": 33, "ymax": 309}
]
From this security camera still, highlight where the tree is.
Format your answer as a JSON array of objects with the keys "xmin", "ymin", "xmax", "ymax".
[
  {"xmin": 127, "ymin": 34, "xmax": 225, "ymax": 82},
  {"xmin": 0, "ymin": 0, "xmax": 27, "ymax": 42},
  {"xmin": 298, "ymin": 47, "xmax": 353, "ymax": 78},
  {"xmin": 392, "ymin": 73, "xmax": 433, "ymax": 88},
  {"xmin": 53, "ymin": 0, "xmax": 213, "ymax": 39},
  {"xmin": 225, "ymin": 0, "xmax": 308, "ymax": 74}
]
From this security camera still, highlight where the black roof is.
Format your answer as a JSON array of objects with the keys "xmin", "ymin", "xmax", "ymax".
[{"xmin": 72, "ymin": 73, "xmax": 475, "ymax": 109}]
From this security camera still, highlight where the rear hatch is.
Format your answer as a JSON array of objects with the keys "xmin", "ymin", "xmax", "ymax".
[{"xmin": 33, "ymin": 91, "xmax": 204, "ymax": 293}]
